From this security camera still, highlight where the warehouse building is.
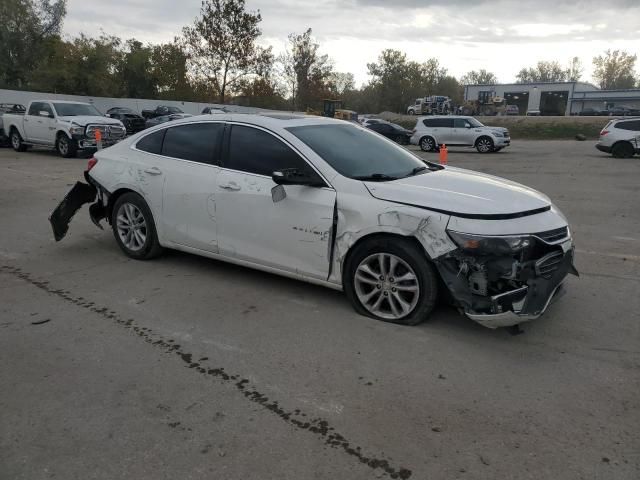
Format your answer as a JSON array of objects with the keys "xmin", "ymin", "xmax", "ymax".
[{"xmin": 463, "ymin": 81, "xmax": 640, "ymax": 115}]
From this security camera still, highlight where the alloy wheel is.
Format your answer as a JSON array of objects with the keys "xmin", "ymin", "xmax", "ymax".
[
  {"xmin": 11, "ymin": 133, "xmax": 20, "ymax": 149},
  {"xmin": 420, "ymin": 137, "xmax": 434, "ymax": 151},
  {"xmin": 354, "ymin": 253, "xmax": 420, "ymax": 320},
  {"xmin": 477, "ymin": 138, "xmax": 492, "ymax": 152},
  {"xmin": 116, "ymin": 203, "xmax": 147, "ymax": 251}
]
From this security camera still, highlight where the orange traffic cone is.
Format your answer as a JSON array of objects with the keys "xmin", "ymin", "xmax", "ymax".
[{"xmin": 439, "ymin": 144, "xmax": 448, "ymax": 165}]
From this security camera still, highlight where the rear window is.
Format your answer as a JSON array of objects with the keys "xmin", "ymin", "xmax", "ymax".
[
  {"xmin": 161, "ymin": 123, "xmax": 223, "ymax": 164},
  {"xmin": 136, "ymin": 129, "xmax": 165, "ymax": 155}
]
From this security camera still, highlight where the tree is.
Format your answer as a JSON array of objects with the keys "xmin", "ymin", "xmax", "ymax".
[
  {"xmin": 182, "ymin": 0, "xmax": 273, "ymax": 103},
  {"xmin": 152, "ymin": 41, "xmax": 192, "ymax": 100},
  {"xmin": 593, "ymin": 50, "xmax": 637, "ymax": 90},
  {"xmin": 516, "ymin": 61, "xmax": 567, "ymax": 83},
  {"xmin": 117, "ymin": 39, "xmax": 156, "ymax": 99},
  {"xmin": 0, "ymin": 0, "xmax": 67, "ymax": 88},
  {"xmin": 566, "ymin": 57, "xmax": 582, "ymax": 82},
  {"xmin": 284, "ymin": 28, "xmax": 334, "ymax": 110},
  {"xmin": 460, "ymin": 69, "xmax": 497, "ymax": 85},
  {"xmin": 328, "ymin": 72, "xmax": 355, "ymax": 96},
  {"xmin": 367, "ymin": 49, "xmax": 413, "ymax": 113}
]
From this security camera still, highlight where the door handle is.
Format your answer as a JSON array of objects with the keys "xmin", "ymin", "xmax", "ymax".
[
  {"xmin": 144, "ymin": 167, "xmax": 162, "ymax": 175},
  {"xmin": 219, "ymin": 182, "xmax": 241, "ymax": 191}
]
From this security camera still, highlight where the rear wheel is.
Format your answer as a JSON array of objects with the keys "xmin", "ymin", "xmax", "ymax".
[
  {"xmin": 10, "ymin": 130, "xmax": 27, "ymax": 152},
  {"xmin": 611, "ymin": 142, "xmax": 634, "ymax": 158},
  {"xmin": 419, "ymin": 136, "xmax": 436, "ymax": 152},
  {"xmin": 56, "ymin": 134, "xmax": 78, "ymax": 158},
  {"xmin": 344, "ymin": 237, "xmax": 438, "ymax": 326},
  {"xmin": 475, "ymin": 136, "xmax": 494, "ymax": 153},
  {"xmin": 111, "ymin": 192, "xmax": 163, "ymax": 260}
]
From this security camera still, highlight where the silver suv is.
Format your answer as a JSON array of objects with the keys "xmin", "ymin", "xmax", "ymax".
[
  {"xmin": 596, "ymin": 118, "xmax": 640, "ymax": 158},
  {"xmin": 410, "ymin": 116, "xmax": 511, "ymax": 153}
]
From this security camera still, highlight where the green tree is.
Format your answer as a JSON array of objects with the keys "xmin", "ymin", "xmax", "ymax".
[
  {"xmin": 182, "ymin": 0, "xmax": 273, "ymax": 103},
  {"xmin": 118, "ymin": 39, "xmax": 156, "ymax": 98},
  {"xmin": 593, "ymin": 50, "xmax": 637, "ymax": 90},
  {"xmin": 460, "ymin": 69, "xmax": 497, "ymax": 85},
  {"xmin": 516, "ymin": 61, "xmax": 567, "ymax": 83},
  {"xmin": 152, "ymin": 41, "xmax": 192, "ymax": 100},
  {"xmin": 284, "ymin": 28, "xmax": 334, "ymax": 110},
  {"xmin": 0, "ymin": 0, "xmax": 67, "ymax": 88},
  {"xmin": 328, "ymin": 72, "xmax": 355, "ymax": 97},
  {"xmin": 367, "ymin": 49, "xmax": 413, "ymax": 113}
]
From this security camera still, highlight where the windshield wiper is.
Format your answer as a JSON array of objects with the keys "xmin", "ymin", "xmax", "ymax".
[
  {"xmin": 353, "ymin": 173, "xmax": 398, "ymax": 182},
  {"xmin": 403, "ymin": 166, "xmax": 428, "ymax": 177}
]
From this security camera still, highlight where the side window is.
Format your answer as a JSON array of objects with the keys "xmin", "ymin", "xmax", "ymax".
[
  {"xmin": 453, "ymin": 118, "xmax": 467, "ymax": 128},
  {"xmin": 40, "ymin": 103, "xmax": 54, "ymax": 116},
  {"xmin": 617, "ymin": 121, "xmax": 640, "ymax": 131},
  {"xmin": 136, "ymin": 129, "xmax": 166, "ymax": 155},
  {"xmin": 28, "ymin": 102, "xmax": 44, "ymax": 115},
  {"xmin": 161, "ymin": 123, "xmax": 223, "ymax": 164},
  {"xmin": 423, "ymin": 119, "xmax": 435, "ymax": 128},
  {"xmin": 227, "ymin": 125, "xmax": 313, "ymax": 177}
]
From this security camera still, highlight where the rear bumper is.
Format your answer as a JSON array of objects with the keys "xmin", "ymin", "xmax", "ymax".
[{"xmin": 596, "ymin": 143, "xmax": 612, "ymax": 153}]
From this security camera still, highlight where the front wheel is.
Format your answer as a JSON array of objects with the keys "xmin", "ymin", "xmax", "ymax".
[
  {"xmin": 344, "ymin": 237, "xmax": 438, "ymax": 326},
  {"xmin": 476, "ymin": 136, "xmax": 494, "ymax": 153},
  {"xmin": 56, "ymin": 135, "xmax": 78, "ymax": 158},
  {"xmin": 10, "ymin": 130, "xmax": 27, "ymax": 152},
  {"xmin": 111, "ymin": 192, "xmax": 163, "ymax": 260}
]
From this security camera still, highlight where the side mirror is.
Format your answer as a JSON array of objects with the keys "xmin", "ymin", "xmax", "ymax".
[
  {"xmin": 271, "ymin": 168, "xmax": 321, "ymax": 187},
  {"xmin": 39, "ymin": 110, "xmax": 52, "ymax": 118}
]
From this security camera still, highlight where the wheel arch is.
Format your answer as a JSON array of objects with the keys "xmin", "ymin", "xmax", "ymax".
[{"xmin": 56, "ymin": 129, "xmax": 72, "ymax": 140}]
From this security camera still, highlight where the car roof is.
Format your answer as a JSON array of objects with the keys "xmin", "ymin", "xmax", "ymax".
[{"xmin": 43, "ymin": 100, "xmax": 93, "ymax": 105}]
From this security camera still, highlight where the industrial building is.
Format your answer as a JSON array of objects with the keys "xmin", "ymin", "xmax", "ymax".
[{"xmin": 463, "ymin": 82, "xmax": 640, "ymax": 115}]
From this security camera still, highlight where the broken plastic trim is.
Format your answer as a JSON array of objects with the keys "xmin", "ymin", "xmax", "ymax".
[
  {"xmin": 49, "ymin": 178, "xmax": 97, "ymax": 241},
  {"xmin": 378, "ymin": 200, "xmax": 551, "ymax": 221}
]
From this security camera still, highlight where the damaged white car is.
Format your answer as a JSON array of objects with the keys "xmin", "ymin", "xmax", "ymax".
[{"xmin": 50, "ymin": 113, "xmax": 577, "ymax": 329}]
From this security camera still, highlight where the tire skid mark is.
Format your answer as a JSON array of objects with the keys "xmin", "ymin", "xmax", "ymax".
[{"xmin": 1, "ymin": 264, "xmax": 412, "ymax": 480}]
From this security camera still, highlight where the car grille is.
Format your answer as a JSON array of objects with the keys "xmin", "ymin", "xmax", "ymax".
[
  {"xmin": 535, "ymin": 251, "xmax": 564, "ymax": 278},
  {"xmin": 535, "ymin": 227, "xmax": 569, "ymax": 244},
  {"xmin": 86, "ymin": 124, "xmax": 126, "ymax": 140}
]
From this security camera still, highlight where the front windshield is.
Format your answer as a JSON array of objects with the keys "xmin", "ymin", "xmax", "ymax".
[
  {"xmin": 54, "ymin": 103, "xmax": 102, "ymax": 117},
  {"xmin": 467, "ymin": 118, "xmax": 484, "ymax": 127},
  {"xmin": 287, "ymin": 124, "xmax": 427, "ymax": 180}
]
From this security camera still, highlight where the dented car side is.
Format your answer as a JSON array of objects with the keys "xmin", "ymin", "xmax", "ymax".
[{"xmin": 50, "ymin": 113, "xmax": 577, "ymax": 329}]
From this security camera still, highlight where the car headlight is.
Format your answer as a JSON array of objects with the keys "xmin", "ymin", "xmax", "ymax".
[
  {"xmin": 69, "ymin": 125, "xmax": 84, "ymax": 135},
  {"xmin": 448, "ymin": 231, "xmax": 532, "ymax": 255},
  {"xmin": 492, "ymin": 131, "xmax": 503, "ymax": 137}
]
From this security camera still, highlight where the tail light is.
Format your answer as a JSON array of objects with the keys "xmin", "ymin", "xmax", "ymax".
[
  {"xmin": 600, "ymin": 130, "xmax": 609, "ymax": 136},
  {"xmin": 86, "ymin": 157, "xmax": 98, "ymax": 172}
]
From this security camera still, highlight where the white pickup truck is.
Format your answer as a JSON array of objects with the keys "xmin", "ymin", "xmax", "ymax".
[{"xmin": 3, "ymin": 100, "xmax": 127, "ymax": 157}]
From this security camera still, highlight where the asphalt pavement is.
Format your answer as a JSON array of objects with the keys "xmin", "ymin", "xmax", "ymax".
[{"xmin": 1, "ymin": 140, "xmax": 638, "ymax": 479}]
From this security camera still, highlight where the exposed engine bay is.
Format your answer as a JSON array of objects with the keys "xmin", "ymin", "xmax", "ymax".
[{"xmin": 436, "ymin": 227, "xmax": 578, "ymax": 328}]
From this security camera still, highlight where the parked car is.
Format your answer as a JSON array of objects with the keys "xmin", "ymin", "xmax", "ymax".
[
  {"xmin": 410, "ymin": 116, "xmax": 510, "ymax": 153},
  {"xmin": 106, "ymin": 107, "xmax": 146, "ymax": 134},
  {"xmin": 50, "ymin": 114, "xmax": 577, "ymax": 329},
  {"xmin": 145, "ymin": 113, "xmax": 192, "ymax": 129},
  {"xmin": 141, "ymin": 105, "xmax": 185, "ymax": 119},
  {"xmin": 201, "ymin": 106, "xmax": 226, "ymax": 114},
  {"xmin": 366, "ymin": 121, "xmax": 412, "ymax": 144},
  {"xmin": 360, "ymin": 117, "xmax": 382, "ymax": 127},
  {"xmin": 3, "ymin": 100, "xmax": 126, "ymax": 157},
  {"xmin": 607, "ymin": 106, "xmax": 640, "ymax": 117},
  {"xmin": 0, "ymin": 103, "xmax": 26, "ymax": 146},
  {"xmin": 504, "ymin": 105, "xmax": 520, "ymax": 116},
  {"xmin": 526, "ymin": 110, "xmax": 541, "ymax": 116},
  {"xmin": 596, "ymin": 118, "xmax": 640, "ymax": 158},
  {"xmin": 578, "ymin": 107, "xmax": 607, "ymax": 116}
]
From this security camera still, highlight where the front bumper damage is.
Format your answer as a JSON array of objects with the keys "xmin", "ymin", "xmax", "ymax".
[{"xmin": 436, "ymin": 234, "xmax": 578, "ymax": 329}]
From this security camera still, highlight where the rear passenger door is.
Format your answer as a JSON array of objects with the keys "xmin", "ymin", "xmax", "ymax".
[
  {"xmin": 159, "ymin": 122, "xmax": 224, "ymax": 252},
  {"xmin": 215, "ymin": 124, "xmax": 336, "ymax": 280},
  {"xmin": 434, "ymin": 118, "xmax": 455, "ymax": 144}
]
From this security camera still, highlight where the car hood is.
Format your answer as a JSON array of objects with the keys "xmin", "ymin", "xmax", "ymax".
[
  {"xmin": 364, "ymin": 166, "xmax": 551, "ymax": 218},
  {"xmin": 59, "ymin": 116, "xmax": 123, "ymax": 126},
  {"xmin": 478, "ymin": 125, "xmax": 508, "ymax": 133}
]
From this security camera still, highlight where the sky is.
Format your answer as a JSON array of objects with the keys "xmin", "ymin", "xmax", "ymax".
[{"xmin": 64, "ymin": 0, "xmax": 640, "ymax": 87}]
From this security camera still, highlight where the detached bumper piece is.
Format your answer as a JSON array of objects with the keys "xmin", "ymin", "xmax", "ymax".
[
  {"xmin": 48, "ymin": 173, "xmax": 107, "ymax": 241},
  {"xmin": 437, "ymin": 236, "xmax": 578, "ymax": 329}
]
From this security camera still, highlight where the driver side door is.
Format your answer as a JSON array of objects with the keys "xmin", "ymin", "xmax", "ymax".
[{"xmin": 215, "ymin": 124, "xmax": 336, "ymax": 280}]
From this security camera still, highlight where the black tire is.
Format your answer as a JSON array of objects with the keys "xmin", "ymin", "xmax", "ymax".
[
  {"xmin": 56, "ymin": 134, "xmax": 78, "ymax": 158},
  {"xmin": 111, "ymin": 192, "xmax": 163, "ymax": 260},
  {"xmin": 394, "ymin": 134, "xmax": 405, "ymax": 144},
  {"xmin": 10, "ymin": 129, "xmax": 27, "ymax": 152},
  {"xmin": 419, "ymin": 135, "xmax": 436, "ymax": 152},
  {"xmin": 475, "ymin": 136, "xmax": 494, "ymax": 153},
  {"xmin": 343, "ymin": 236, "xmax": 439, "ymax": 326},
  {"xmin": 408, "ymin": 110, "xmax": 415, "ymax": 115},
  {"xmin": 611, "ymin": 142, "xmax": 634, "ymax": 159}
]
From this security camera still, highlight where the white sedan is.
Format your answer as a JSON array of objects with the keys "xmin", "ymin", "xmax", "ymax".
[{"xmin": 50, "ymin": 113, "xmax": 577, "ymax": 329}]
